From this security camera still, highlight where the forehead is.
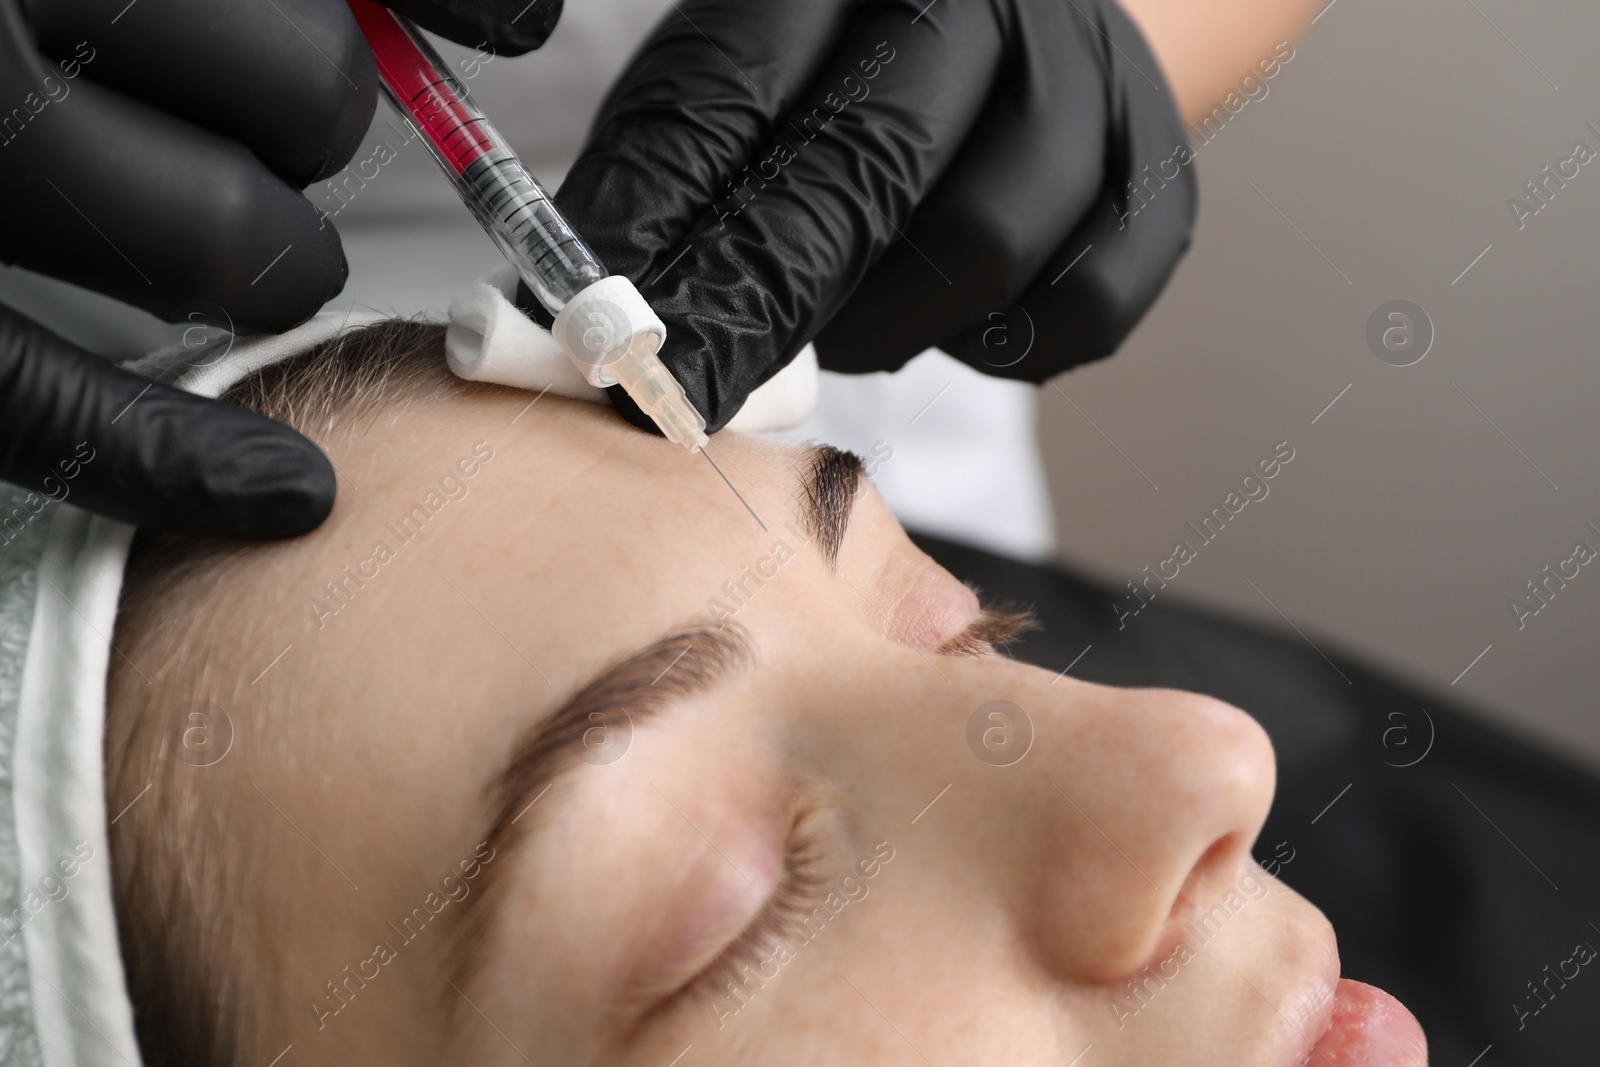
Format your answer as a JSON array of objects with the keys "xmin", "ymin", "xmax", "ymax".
[
  {"xmin": 291, "ymin": 388, "xmax": 822, "ymax": 687},
  {"xmin": 322, "ymin": 389, "xmax": 800, "ymax": 559}
]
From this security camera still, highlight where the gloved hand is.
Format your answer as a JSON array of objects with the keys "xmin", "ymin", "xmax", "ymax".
[
  {"xmin": 544, "ymin": 0, "xmax": 1196, "ymax": 435},
  {"xmin": 0, "ymin": 0, "xmax": 560, "ymax": 538}
]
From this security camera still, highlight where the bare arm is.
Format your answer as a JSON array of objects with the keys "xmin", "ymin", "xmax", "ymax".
[{"xmin": 1115, "ymin": 0, "xmax": 1321, "ymax": 123}]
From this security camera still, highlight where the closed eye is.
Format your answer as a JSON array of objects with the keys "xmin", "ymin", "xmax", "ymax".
[{"xmin": 677, "ymin": 825, "xmax": 831, "ymax": 1010}]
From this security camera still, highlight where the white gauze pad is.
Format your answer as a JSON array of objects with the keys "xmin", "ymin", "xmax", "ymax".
[{"xmin": 445, "ymin": 265, "xmax": 819, "ymax": 433}]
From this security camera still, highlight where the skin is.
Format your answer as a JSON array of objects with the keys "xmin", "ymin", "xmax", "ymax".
[
  {"xmin": 126, "ymin": 384, "xmax": 1424, "ymax": 1066},
  {"xmin": 1119, "ymin": 0, "xmax": 1325, "ymax": 124}
]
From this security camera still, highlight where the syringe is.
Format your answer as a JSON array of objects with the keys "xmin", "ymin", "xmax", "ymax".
[{"xmin": 343, "ymin": 0, "xmax": 711, "ymax": 455}]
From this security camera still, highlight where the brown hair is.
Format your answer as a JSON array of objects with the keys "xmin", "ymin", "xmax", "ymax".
[{"xmin": 106, "ymin": 320, "xmax": 471, "ymax": 1067}]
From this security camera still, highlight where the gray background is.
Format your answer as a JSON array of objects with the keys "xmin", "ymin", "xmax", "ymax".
[
  {"xmin": 1038, "ymin": 0, "xmax": 1600, "ymax": 767},
  {"xmin": 3, "ymin": 0, "xmax": 1595, "ymax": 765}
]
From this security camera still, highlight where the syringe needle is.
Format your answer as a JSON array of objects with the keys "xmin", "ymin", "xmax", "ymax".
[{"xmin": 701, "ymin": 448, "xmax": 766, "ymax": 532}]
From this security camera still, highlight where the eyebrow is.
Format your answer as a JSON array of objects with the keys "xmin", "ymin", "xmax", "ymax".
[
  {"xmin": 443, "ymin": 446, "xmax": 866, "ymax": 998},
  {"xmin": 796, "ymin": 445, "xmax": 864, "ymax": 569}
]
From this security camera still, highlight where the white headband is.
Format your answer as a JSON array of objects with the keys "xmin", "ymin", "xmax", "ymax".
[
  {"xmin": 0, "ymin": 304, "xmax": 390, "ymax": 1067},
  {"xmin": 0, "ymin": 278, "xmax": 817, "ymax": 1067}
]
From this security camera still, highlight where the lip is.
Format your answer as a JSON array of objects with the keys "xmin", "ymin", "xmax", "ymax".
[
  {"xmin": 1305, "ymin": 979, "xmax": 1428, "ymax": 1066},
  {"xmin": 1267, "ymin": 921, "xmax": 1433, "ymax": 1067},
  {"xmin": 1276, "ymin": 929, "xmax": 1427, "ymax": 1067}
]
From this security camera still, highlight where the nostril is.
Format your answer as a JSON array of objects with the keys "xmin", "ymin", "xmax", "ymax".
[{"xmin": 1167, "ymin": 832, "xmax": 1252, "ymax": 931}]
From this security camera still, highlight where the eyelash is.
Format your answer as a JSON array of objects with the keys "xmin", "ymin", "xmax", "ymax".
[
  {"xmin": 681, "ymin": 825, "xmax": 831, "ymax": 1006},
  {"xmin": 934, "ymin": 593, "xmax": 1038, "ymax": 658}
]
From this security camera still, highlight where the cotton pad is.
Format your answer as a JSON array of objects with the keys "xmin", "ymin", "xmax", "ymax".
[{"xmin": 444, "ymin": 265, "xmax": 819, "ymax": 433}]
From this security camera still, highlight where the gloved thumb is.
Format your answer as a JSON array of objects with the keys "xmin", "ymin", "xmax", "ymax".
[{"xmin": 0, "ymin": 305, "xmax": 334, "ymax": 539}]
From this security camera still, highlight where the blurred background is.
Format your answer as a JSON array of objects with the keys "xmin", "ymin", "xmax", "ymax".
[
  {"xmin": 4, "ymin": 0, "xmax": 1595, "ymax": 766},
  {"xmin": 1040, "ymin": 0, "xmax": 1600, "ymax": 769}
]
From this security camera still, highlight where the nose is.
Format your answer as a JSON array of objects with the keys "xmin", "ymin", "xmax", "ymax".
[{"xmin": 953, "ymin": 666, "xmax": 1276, "ymax": 983}]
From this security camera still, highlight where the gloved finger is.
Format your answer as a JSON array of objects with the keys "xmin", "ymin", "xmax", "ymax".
[
  {"xmin": 813, "ymin": 0, "xmax": 1114, "ymax": 375},
  {"xmin": 0, "ymin": 305, "xmax": 335, "ymax": 539},
  {"xmin": 553, "ymin": 0, "xmax": 857, "ymax": 283},
  {"xmin": 377, "ymin": 0, "xmax": 563, "ymax": 55},
  {"xmin": 593, "ymin": 1, "xmax": 1007, "ymax": 433},
  {"xmin": 998, "ymin": 2, "xmax": 1196, "ymax": 382},
  {"xmin": 27, "ymin": 0, "xmax": 377, "ymax": 187},
  {"xmin": 0, "ymin": 18, "xmax": 348, "ymax": 332}
]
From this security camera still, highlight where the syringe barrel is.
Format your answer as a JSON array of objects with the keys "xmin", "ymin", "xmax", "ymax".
[
  {"xmin": 457, "ymin": 147, "xmax": 607, "ymax": 309},
  {"xmin": 348, "ymin": 0, "xmax": 607, "ymax": 309}
]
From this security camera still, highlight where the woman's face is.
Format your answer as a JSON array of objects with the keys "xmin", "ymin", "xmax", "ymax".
[{"xmin": 188, "ymin": 387, "xmax": 1425, "ymax": 1066}]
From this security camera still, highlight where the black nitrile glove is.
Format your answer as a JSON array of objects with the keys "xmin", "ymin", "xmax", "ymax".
[
  {"xmin": 377, "ymin": 0, "xmax": 563, "ymax": 56},
  {"xmin": 543, "ymin": 0, "xmax": 1196, "ymax": 435},
  {"xmin": 0, "ymin": 0, "xmax": 560, "ymax": 538},
  {"xmin": 0, "ymin": 307, "xmax": 339, "ymax": 537}
]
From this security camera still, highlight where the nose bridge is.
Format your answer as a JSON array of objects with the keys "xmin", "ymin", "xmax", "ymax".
[{"xmin": 934, "ymin": 660, "xmax": 1277, "ymax": 982}]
